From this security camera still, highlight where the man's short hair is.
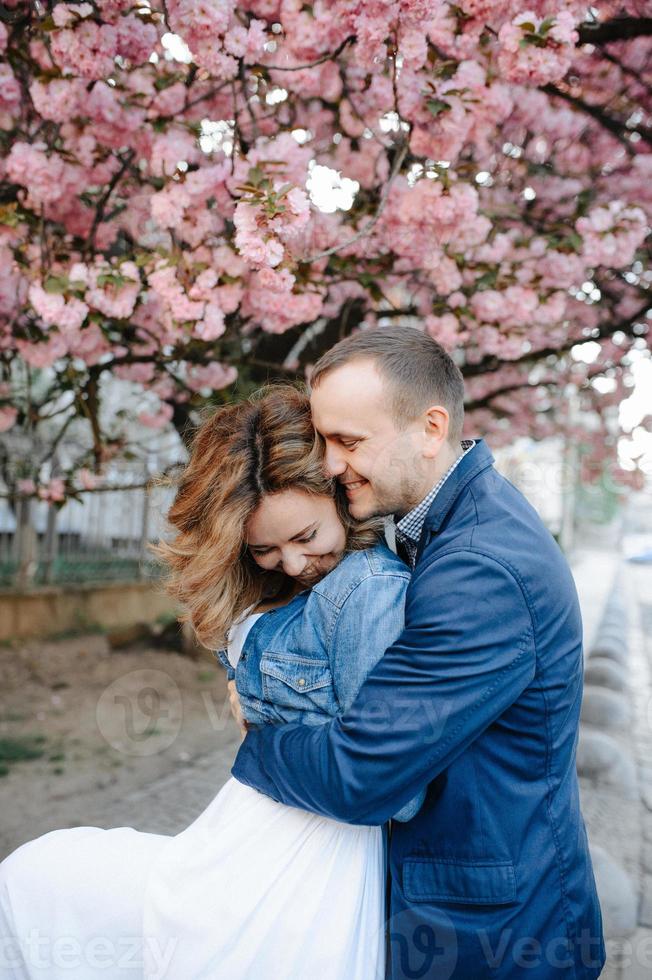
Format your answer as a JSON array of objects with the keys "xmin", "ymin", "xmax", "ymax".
[{"xmin": 309, "ymin": 326, "xmax": 465, "ymax": 444}]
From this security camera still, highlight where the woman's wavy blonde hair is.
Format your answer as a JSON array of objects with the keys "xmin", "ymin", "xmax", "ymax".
[{"xmin": 153, "ymin": 383, "xmax": 383, "ymax": 650}]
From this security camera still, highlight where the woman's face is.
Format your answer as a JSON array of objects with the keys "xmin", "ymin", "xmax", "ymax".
[{"xmin": 246, "ymin": 489, "xmax": 347, "ymax": 587}]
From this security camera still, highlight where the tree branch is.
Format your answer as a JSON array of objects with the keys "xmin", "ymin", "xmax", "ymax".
[
  {"xmin": 541, "ymin": 84, "xmax": 651, "ymax": 150},
  {"xmin": 262, "ymin": 35, "xmax": 355, "ymax": 72},
  {"xmin": 577, "ymin": 16, "xmax": 652, "ymax": 46},
  {"xmin": 87, "ymin": 149, "xmax": 135, "ymax": 253},
  {"xmin": 465, "ymin": 379, "xmax": 555, "ymax": 412},
  {"xmin": 300, "ymin": 139, "xmax": 408, "ymax": 264}
]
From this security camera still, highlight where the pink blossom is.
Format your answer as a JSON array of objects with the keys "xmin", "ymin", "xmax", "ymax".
[
  {"xmin": 138, "ymin": 402, "xmax": 174, "ymax": 428},
  {"xmin": 16, "ymin": 334, "xmax": 69, "ymax": 369},
  {"xmin": 17, "ymin": 479, "xmax": 36, "ymax": 496},
  {"xmin": 0, "ymin": 23, "xmax": 8, "ymax": 55},
  {"xmin": 186, "ymin": 362, "xmax": 238, "ymax": 392},
  {"xmin": 85, "ymin": 262, "xmax": 140, "ymax": 320},
  {"xmin": 193, "ymin": 302, "xmax": 225, "ymax": 341},
  {"xmin": 52, "ymin": 3, "xmax": 93, "ymax": 28},
  {"xmin": 497, "ymin": 12, "xmax": 579, "ymax": 86},
  {"xmin": 50, "ymin": 22, "xmax": 118, "ymax": 80},
  {"xmin": 240, "ymin": 284, "xmax": 324, "ymax": 334},
  {"xmin": 116, "ymin": 14, "xmax": 158, "ymax": 65},
  {"xmin": 0, "ymin": 405, "xmax": 17, "ymax": 432},
  {"xmin": 69, "ymin": 323, "xmax": 112, "ymax": 365},
  {"xmin": 38, "ymin": 478, "xmax": 66, "ymax": 503},
  {"xmin": 576, "ymin": 202, "xmax": 648, "ymax": 268},
  {"xmin": 234, "ymin": 201, "xmax": 284, "ymax": 268},
  {"xmin": 29, "ymin": 78, "xmax": 86, "ymax": 124},
  {"xmin": 424, "ymin": 314, "xmax": 461, "ymax": 350},
  {"xmin": 113, "ymin": 362, "xmax": 156, "ymax": 385},
  {"xmin": 28, "ymin": 283, "xmax": 89, "ymax": 332},
  {"xmin": 77, "ymin": 468, "xmax": 97, "ymax": 490},
  {"xmin": 6, "ymin": 143, "xmax": 76, "ymax": 208},
  {"xmin": 0, "ymin": 64, "xmax": 21, "ymax": 124}
]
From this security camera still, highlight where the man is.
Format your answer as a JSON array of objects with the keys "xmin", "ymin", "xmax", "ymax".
[{"xmin": 231, "ymin": 326, "xmax": 605, "ymax": 980}]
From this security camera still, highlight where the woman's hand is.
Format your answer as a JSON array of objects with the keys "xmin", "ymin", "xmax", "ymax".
[{"xmin": 227, "ymin": 680, "xmax": 248, "ymax": 739}]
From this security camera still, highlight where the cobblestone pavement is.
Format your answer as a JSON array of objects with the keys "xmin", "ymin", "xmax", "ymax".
[{"xmin": 76, "ymin": 720, "xmax": 243, "ymax": 837}]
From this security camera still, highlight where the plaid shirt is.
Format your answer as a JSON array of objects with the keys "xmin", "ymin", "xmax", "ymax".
[{"xmin": 389, "ymin": 440, "xmax": 476, "ymax": 568}]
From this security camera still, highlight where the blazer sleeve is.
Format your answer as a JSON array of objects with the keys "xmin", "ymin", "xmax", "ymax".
[
  {"xmin": 328, "ymin": 571, "xmax": 426, "ymax": 822},
  {"xmin": 232, "ymin": 550, "xmax": 535, "ymax": 826}
]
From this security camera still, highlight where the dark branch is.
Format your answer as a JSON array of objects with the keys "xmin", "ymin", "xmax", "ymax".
[
  {"xmin": 577, "ymin": 16, "xmax": 652, "ymax": 46},
  {"xmin": 262, "ymin": 35, "xmax": 355, "ymax": 72},
  {"xmin": 542, "ymin": 84, "xmax": 652, "ymax": 150},
  {"xmin": 87, "ymin": 149, "xmax": 135, "ymax": 253}
]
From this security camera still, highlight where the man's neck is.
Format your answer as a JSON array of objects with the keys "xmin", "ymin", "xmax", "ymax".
[{"xmin": 395, "ymin": 441, "xmax": 463, "ymax": 519}]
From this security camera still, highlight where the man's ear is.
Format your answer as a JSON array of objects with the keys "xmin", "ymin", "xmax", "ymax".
[{"xmin": 422, "ymin": 405, "xmax": 449, "ymax": 459}]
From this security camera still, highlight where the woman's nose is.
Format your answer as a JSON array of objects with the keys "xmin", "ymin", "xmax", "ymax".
[{"xmin": 280, "ymin": 550, "xmax": 307, "ymax": 577}]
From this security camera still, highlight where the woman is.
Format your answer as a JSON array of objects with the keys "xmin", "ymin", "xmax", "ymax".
[{"xmin": 0, "ymin": 385, "xmax": 422, "ymax": 980}]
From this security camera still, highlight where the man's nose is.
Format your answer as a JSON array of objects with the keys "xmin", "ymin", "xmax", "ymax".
[{"xmin": 323, "ymin": 444, "xmax": 346, "ymax": 478}]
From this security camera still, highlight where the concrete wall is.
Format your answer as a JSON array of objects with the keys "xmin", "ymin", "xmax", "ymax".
[{"xmin": 0, "ymin": 581, "xmax": 180, "ymax": 643}]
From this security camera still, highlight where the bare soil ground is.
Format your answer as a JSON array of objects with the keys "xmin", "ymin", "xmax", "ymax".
[{"xmin": 0, "ymin": 631, "xmax": 234, "ymax": 861}]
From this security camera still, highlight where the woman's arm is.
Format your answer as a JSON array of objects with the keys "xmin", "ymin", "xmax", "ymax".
[{"xmin": 328, "ymin": 569, "xmax": 426, "ymax": 822}]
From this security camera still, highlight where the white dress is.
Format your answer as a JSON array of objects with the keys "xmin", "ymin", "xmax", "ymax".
[{"xmin": 0, "ymin": 613, "xmax": 386, "ymax": 980}]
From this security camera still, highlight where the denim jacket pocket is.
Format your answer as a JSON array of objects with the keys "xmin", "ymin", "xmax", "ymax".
[
  {"xmin": 403, "ymin": 858, "xmax": 517, "ymax": 906},
  {"xmin": 259, "ymin": 652, "xmax": 334, "ymax": 712}
]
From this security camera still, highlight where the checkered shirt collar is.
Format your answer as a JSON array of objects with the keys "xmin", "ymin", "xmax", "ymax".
[{"xmin": 394, "ymin": 440, "xmax": 476, "ymax": 562}]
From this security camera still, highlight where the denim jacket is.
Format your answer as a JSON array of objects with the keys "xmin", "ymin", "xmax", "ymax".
[{"xmin": 215, "ymin": 541, "xmax": 424, "ymax": 822}]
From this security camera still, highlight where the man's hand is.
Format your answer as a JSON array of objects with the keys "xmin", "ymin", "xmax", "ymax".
[{"xmin": 227, "ymin": 679, "xmax": 247, "ymax": 739}]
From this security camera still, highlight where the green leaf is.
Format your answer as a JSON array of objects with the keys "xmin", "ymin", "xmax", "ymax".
[
  {"xmin": 0, "ymin": 204, "xmax": 20, "ymax": 228},
  {"xmin": 426, "ymin": 98, "xmax": 451, "ymax": 117},
  {"xmin": 154, "ymin": 74, "xmax": 182, "ymax": 92},
  {"xmin": 43, "ymin": 275, "xmax": 69, "ymax": 295}
]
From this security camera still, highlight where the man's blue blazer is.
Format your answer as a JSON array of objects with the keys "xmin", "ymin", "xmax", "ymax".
[{"xmin": 233, "ymin": 438, "xmax": 605, "ymax": 979}]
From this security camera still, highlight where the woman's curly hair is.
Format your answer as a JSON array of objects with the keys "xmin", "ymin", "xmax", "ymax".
[{"xmin": 152, "ymin": 383, "xmax": 383, "ymax": 650}]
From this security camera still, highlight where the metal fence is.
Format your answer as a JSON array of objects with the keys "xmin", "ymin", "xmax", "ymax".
[{"xmin": 0, "ymin": 475, "xmax": 175, "ymax": 590}]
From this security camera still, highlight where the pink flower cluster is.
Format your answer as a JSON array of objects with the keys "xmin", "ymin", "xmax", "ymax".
[
  {"xmin": 149, "ymin": 162, "xmax": 232, "ymax": 246},
  {"xmin": 6, "ymin": 142, "xmax": 81, "ymax": 210},
  {"xmin": 185, "ymin": 362, "xmax": 238, "ymax": 392},
  {"xmin": 0, "ymin": 405, "xmax": 18, "ymax": 433},
  {"xmin": 576, "ymin": 202, "xmax": 648, "ymax": 269},
  {"xmin": 50, "ymin": 7, "xmax": 157, "ymax": 79},
  {"xmin": 497, "ymin": 11, "xmax": 579, "ymax": 85},
  {"xmin": 167, "ymin": 0, "xmax": 266, "ymax": 79},
  {"xmin": 381, "ymin": 176, "xmax": 491, "ymax": 268},
  {"xmin": 28, "ymin": 283, "xmax": 89, "ymax": 332},
  {"xmin": 138, "ymin": 402, "xmax": 174, "ymax": 429},
  {"xmin": 234, "ymin": 183, "xmax": 311, "ymax": 269},
  {"xmin": 73, "ymin": 260, "xmax": 141, "ymax": 320},
  {"xmin": 38, "ymin": 478, "xmax": 66, "ymax": 503}
]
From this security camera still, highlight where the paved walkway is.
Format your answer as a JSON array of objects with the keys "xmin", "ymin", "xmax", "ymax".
[{"xmin": 573, "ymin": 505, "xmax": 652, "ymax": 979}]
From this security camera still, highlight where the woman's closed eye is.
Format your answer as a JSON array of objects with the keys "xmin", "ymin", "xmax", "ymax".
[{"xmin": 250, "ymin": 529, "xmax": 318, "ymax": 556}]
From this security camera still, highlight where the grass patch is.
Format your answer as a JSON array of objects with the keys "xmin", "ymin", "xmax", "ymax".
[{"xmin": 0, "ymin": 734, "xmax": 47, "ymax": 775}]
